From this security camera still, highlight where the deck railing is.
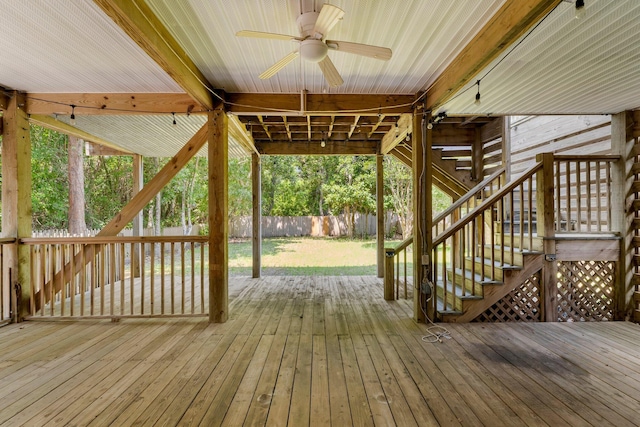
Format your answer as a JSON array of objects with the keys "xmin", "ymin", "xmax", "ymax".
[
  {"xmin": 432, "ymin": 153, "xmax": 619, "ymax": 314},
  {"xmin": 22, "ymin": 236, "xmax": 209, "ymax": 319},
  {"xmin": 384, "ymin": 236, "xmax": 413, "ymax": 300},
  {"xmin": 432, "ymin": 167, "xmax": 506, "ymax": 237}
]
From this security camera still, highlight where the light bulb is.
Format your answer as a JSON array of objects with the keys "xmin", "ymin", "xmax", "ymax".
[
  {"xmin": 405, "ymin": 134, "xmax": 411, "ymax": 142},
  {"xmin": 475, "ymin": 92, "xmax": 481, "ymax": 106},
  {"xmin": 427, "ymin": 122, "xmax": 434, "ymax": 130},
  {"xmin": 70, "ymin": 105, "xmax": 76, "ymax": 125},
  {"xmin": 321, "ymin": 140, "xmax": 326, "ymax": 148},
  {"xmin": 172, "ymin": 112, "xmax": 177, "ymax": 127}
]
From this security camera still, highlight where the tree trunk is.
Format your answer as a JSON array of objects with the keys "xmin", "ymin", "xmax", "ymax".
[{"xmin": 68, "ymin": 136, "xmax": 86, "ymax": 235}]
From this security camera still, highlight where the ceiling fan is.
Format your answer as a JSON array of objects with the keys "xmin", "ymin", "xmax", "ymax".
[{"xmin": 236, "ymin": 3, "xmax": 392, "ymax": 87}]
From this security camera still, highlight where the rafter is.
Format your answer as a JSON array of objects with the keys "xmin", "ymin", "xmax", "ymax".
[
  {"xmin": 228, "ymin": 115, "xmax": 258, "ymax": 155},
  {"xmin": 348, "ymin": 115, "xmax": 361, "ymax": 139},
  {"xmin": 368, "ymin": 114, "xmax": 386, "ymax": 138},
  {"xmin": 28, "ymin": 114, "xmax": 133, "ymax": 154},
  {"xmin": 256, "ymin": 140, "xmax": 377, "ymax": 156},
  {"xmin": 283, "ymin": 116, "xmax": 292, "ymax": 142},
  {"xmin": 25, "ymin": 93, "xmax": 205, "ymax": 115},
  {"xmin": 94, "ymin": 0, "xmax": 214, "ymax": 110},
  {"xmin": 257, "ymin": 115, "xmax": 272, "ymax": 141},
  {"xmin": 426, "ymin": 0, "xmax": 560, "ymax": 111},
  {"xmin": 381, "ymin": 113, "xmax": 412, "ymax": 154},
  {"xmin": 226, "ymin": 93, "xmax": 414, "ymax": 116},
  {"xmin": 328, "ymin": 115, "xmax": 336, "ymax": 138}
]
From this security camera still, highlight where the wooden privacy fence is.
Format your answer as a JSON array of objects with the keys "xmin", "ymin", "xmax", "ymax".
[
  {"xmin": 22, "ymin": 236, "xmax": 209, "ymax": 319},
  {"xmin": 230, "ymin": 212, "xmax": 399, "ymax": 238}
]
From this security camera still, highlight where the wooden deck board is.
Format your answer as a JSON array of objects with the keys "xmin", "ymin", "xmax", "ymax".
[{"xmin": 1, "ymin": 276, "xmax": 640, "ymax": 426}]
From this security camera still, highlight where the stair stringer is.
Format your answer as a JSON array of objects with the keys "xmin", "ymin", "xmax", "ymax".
[{"xmin": 442, "ymin": 253, "xmax": 543, "ymax": 323}]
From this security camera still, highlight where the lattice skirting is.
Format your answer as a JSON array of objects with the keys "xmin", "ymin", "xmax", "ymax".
[
  {"xmin": 557, "ymin": 260, "xmax": 615, "ymax": 322},
  {"xmin": 473, "ymin": 272, "xmax": 541, "ymax": 322}
]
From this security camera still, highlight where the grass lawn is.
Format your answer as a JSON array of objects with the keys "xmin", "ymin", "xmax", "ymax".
[{"xmin": 229, "ymin": 236, "xmax": 414, "ymax": 276}]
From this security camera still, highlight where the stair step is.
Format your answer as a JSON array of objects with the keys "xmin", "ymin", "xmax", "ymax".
[
  {"xmin": 480, "ymin": 245, "xmax": 543, "ymax": 265},
  {"xmin": 495, "ymin": 234, "xmax": 544, "ymax": 252},
  {"xmin": 444, "ymin": 268, "xmax": 505, "ymax": 297}
]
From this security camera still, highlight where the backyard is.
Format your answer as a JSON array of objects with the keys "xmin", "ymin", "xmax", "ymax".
[{"xmin": 229, "ymin": 237, "xmax": 413, "ymax": 276}]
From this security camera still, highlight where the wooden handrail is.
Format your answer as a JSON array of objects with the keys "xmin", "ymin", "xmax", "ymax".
[
  {"xmin": 0, "ymin": 238, "xmax": 17, "ymax": 244},
  {"xmin": 385, "ymin": 236, "xmax": 414, "ymax": 254},
  {"xmin": 552, "ymin": 154, "xmax": 621, "ymax": 162},
  {"xmin": 433, "ymin": 162, "xmax": 543, "ymax": 247},
  {"xmin": 433, "ymin": 166, "xmax": 506, "ymax": 225},
  {"xmin": 21, "ymin": 236, "xmax": 209, "ymax": 245}
]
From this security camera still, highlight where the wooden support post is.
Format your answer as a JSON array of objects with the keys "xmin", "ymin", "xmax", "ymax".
[
  {"xmin": 502, "ymin": 116, "xmax": 512, "ymax": 182},
  {"xmin": 472, "ymin": 127, "xmax": 484, "ymax": 182},
  {"xmin": 384, "ymin": 249, "xmax": 394, "ymax": 300},
  {"xmin": 208, "ymin": 108, "xmax": 228, "ymax": 323},
  {"xmin": 132, "ymin": 154, "xmax": 144, "ymax": 277},
  {"xmin": 1, "ymin": 92, "xmax": 32, "ymax": 321},
  {"xmin": 413, "ymin": 108, "xmax": 431, "ymax": 322},
  {"xmin": 376, "ymin": 154, "xmax": 385, "ymax": 278},
  {"xmin": 611, "ymin": 111, "xmax": 635, "ymax": 320},
  {"xmin": 536, "ymin": 152, "xmax": 557, "ymax": 321},
  {"xmin": 252, "ymin": 152, "xmax": 261, "ymax": 279}
]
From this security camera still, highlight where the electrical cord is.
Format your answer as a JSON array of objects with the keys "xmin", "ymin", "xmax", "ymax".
[{"xmin": 419, "ymin": 277, "xmax": 452, "ymax": 343}]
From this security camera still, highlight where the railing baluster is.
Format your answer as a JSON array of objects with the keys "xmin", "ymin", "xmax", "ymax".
[
  {"xmin": 586, "ymin": 161, "xmax": 592, "ymax": 231},
  {"xmin": 606, "ymin": 161, "xmax": 612, "ymax": 230},
  {"xmin": 403, "ymin": 246, "xmax": 407, "ymax": 299},
  {"xmin": 395, "ymin": 250, "xmax": 399, "ymax": 300},
  {"xmin": 120, "ymin": 242, "xmax": 125, "ymax": 315},
  {"xmin": 200, "ymin": 243, "xmax": 205, "ymax": 314},
  {"xmin": 110, "ymin": 243, "xmax": 116, "ymax": 316},
  {"xmin": 140, "ymin": 242, "xmax": 145, "ymax": 315},
  {"xmin": 555, "ymin": 160, "xmax": 561, "ymax": 233},
  {"xmin": 129, "ymin": 242, "xmax": 134, "ymax": 315},
  {"xmin": 181, "ymin": 241, "xmax": 185, "ymax": 314},
  {"xmin": 190, "ymin": 241, "xmax": 195, "ymax": 314},
  {"xmin": 576, "ymin": 160, "xmax": 582, "ymax": 230},
  {"xmin": 150, "ymin": 243, "xmax": 155, "ymax": 315},
  {"xmin": 171, "ymin": 242, "xmax": 175, "ymax": 315},
  {"xmin": 80, "ymin": 244, "xmax": 86, "ymax": 316},
  {"xmin": 528, "ymin": 176, "xmax": 533, "ymax": 250},
  {"xmin": 161, "ymin": 242, "xmax": 165, "ymax": 315},
  {"xmin": 442, "ymin": 240, "xmax": 447, "ymax": 311},
  {"xmin": 69, "ymin": 244, "xmax": 75, "ymax": 317},
  {"xmin": 566, "ymin": 161, "xmax": 571, "ymax": 231},
  {"xmin": 596, "ymin": 161, "xmax": 602, "ymax": 231},
  {"xmin": 519, "ymin": 183, "xmax": 524, "ymax": 253},
  {"xmin": 50, "ymin": 244, "xmax": 55, "ymax": 316},
  {"xmin": 60, "ymin": 245, "xmax": 66, "ymax": 317}
]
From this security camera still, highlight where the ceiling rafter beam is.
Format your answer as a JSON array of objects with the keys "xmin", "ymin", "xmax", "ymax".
[
  {"xmin": 368, "ymin": 114, "xmax": 386, "ymax": 138},
  {"xmin": 257, "ymin": 115, "xmax": 272, "ymax": 141},
  {"xmin": 93, "ymin": 0, "xmax": 215, "ymax": 110},
  {"xmin": 328, "ymin": 115, "xmax": 335, "ymax": 138},
  {"xmin": 227, "ymin": 93, "xmax": 414, "ymax": 116},
  {"xmin": 348, "ymin": 115, "xmax": 361, "ymax": 139},
  {"xmin": 282, "ymin": 116, "xmax": 292, "ymax": 142},
  {"xmin": 228, "ymin": 114, "xmax": 258, "ymax": 156},
  {"xmin": 24, "ymin": 93, "xmax": 205, "ymax": 115},
  {"xmin": 426, "ymin": 0, "xmax": 561, "ymax": 111},
  {"xmin": 381, "ymin": 113, "xmax": 412, "ymax": 154},
  {"xmin": 256, "ymin": 140, "xmax": 377, "ymax": 156}
]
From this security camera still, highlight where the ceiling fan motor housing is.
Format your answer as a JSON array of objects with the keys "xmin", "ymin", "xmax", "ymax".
[{"xmin": 297, "ymin": 11, "xmax": 320, "ymax": 38}]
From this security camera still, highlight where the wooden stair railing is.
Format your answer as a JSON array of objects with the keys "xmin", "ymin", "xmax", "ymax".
[
  {"xmin": 431, "ymin": 154, "xmax": 620, "ymax": 322},
  {"xmin": 384, "ymin": 236, "xmax": 413, "ymax": 300}
]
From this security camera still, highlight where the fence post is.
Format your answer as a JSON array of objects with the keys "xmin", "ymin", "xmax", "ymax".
[
  {"xmin": 536, "ymin": 152, "xmax": 557, "ymax": 321},
  {"xmin": 384, "ymin": 249, "xmax": 395, "ymax": 300}
]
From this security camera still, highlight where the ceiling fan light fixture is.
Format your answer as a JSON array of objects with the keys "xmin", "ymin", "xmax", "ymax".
[{"xmin": 300, "ymin": 39, "xmax": 328, "ymax": 62}]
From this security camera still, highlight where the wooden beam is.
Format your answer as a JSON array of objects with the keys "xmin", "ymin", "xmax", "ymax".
[
  {"xmin": 226, "ymin": 93, "xmax": 414, "ymax": 115},
  {"xmin": 390, "ymin": 146, "xmax": 411, "ymax": 168},
  {"xmin": 536, "ymin": 152, "xmax": 557, "ymax": 322},
  {"xmin": 376, "ymin": 154, "xmax": 385, "ymax": 278},
  {"xmin": 348, "ymin": 116, "xmax": 360, "ymax": 139},
  {"xmin": 228, "ymin": 114, "xmax": 257, "ymax": 155},
  {"xmin": 257, "ymin": 115, "xmax": 272, "ymax": 141},
  {"xmin": 2, "ymin": 91, "xmax": 32, "ymax": 320},
  {"xmin": 426, "ymin": 0, "xmax": 560, "ymax": 110},
  {"xmin": 368, "ymin": 114, "xmax": 386, "ymax": 138},
  {"xmin": 28, "ymin": 114, "xmax": 133, "ymax": 154},
  {"xmin": 93, "ymin": 0, "xmax": 214, "ymax": 109},
  {"xmin": 99, "ymin": 123, "xmax": 208, "ymax": 236},
  {"xmin": 252, "ymin": 153, "xmax": 262, "ymax": 279},
  {"xmin": 413, "ymin": 111, "xmax": 428, "ymax": 322},
  {"xmin": 255, "ymin": 141, "xmax": 377, "ymax": 156},
  {"xmin": 611, "ymin": 111, "xmax": 635, "ymax": 320},
  {"xmin": 307, "ymin": 115, "xmax": 312, "ymax": 141},
  {"xmin": 328, "ymin": 115, "xmax": 335, "ymax": 138},
  {"xmin": 0, "ymin": 91, "xmax": 8, "ymax": 110},
  {"xmin": 25, "ymin": 93, "xmax": 205, "ymax": 115},
  {"xmin": 208, "ymin": 108, "xmax": 228, "ymax": 323},
  {"xmin": 282, "ymin": 117, "xmax": 292, "ymax": 142},
  {"xmin": 381, "ymin": 113, "xmax": 412, "ymax": 154}
]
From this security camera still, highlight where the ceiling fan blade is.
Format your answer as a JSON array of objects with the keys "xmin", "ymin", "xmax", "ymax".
[
  {"xmin": 259, "ymin": 51, "xmax": 299, "ymax": 79},
  {"xmin": 236, "ymin": 30, "xmax": 299, "ymax": 41},
  {"xmin": 313, "ymin": 4, "xmax": 344, "ymax": 37},
  {"xmin": 318, "ymin": 56, "xmax": 343, "ymax": 88},
  {"xmin": 326, "ymin": 40, "xmax": 392, "ymax": 61}
]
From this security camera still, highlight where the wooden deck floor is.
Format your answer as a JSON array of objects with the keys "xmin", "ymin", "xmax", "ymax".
[{"xmin": 1, "ymin": 276, "xmax": 640, "ymax": 426}]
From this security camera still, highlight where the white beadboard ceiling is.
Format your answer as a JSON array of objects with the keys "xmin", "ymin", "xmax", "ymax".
[
  {"xmin": 2, "ymin": 0, "xmax": 640, "ymax": 157},
  {"xmin": 144, "ymin": 0, "xmax": 506, "ymax": 94},
  {"xmin": 0, "ymin": 0, "xmax": 182, "ymax": 93},
  {"xmin": 54, "ymin": 114, "xmax": 248, "ymax": 159},
  {"xmin": 441, "ymin": 0, "xmax": 640, "ymax": 115}
]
